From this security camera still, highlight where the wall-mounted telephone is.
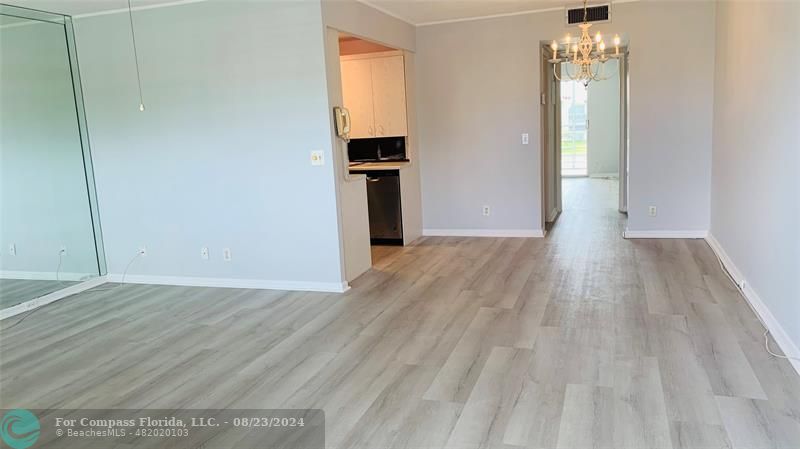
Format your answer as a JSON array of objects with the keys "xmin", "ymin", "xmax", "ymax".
[{"xmin": 334, "ymin": 107, "xmax": 351, "ymax": 143}]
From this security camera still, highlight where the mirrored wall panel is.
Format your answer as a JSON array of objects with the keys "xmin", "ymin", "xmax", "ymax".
[{"xmin": 0, "ymin": 6, "xmax": 105, "ymax": 311}]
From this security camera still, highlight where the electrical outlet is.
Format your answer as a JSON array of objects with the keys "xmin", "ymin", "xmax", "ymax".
[
  {"xmin": 648, "ymin": 206, "xmax": 657, "ymax": 217},
  {"xmin": 223, "ymin": 248, "xmax": 232, "ymax": 262},
  {"xmin": 200, "ymin": 247, "xmax": 209, "ymax": 260},
  {"xmin": 482, "ymin": 206, "xmax": 491, "ymax": 216},
  {"xmin": 139, "ymin": 246, "xmax": 147, "ymax": 256},
  {"xmin": 8, "ymin": 243, "xmax": 16, "ymax": 256},
  {"xmin": 310, "ymin": 150, "xmax": 324, "ymax": 166},
  {"xmin": 521, "ymin": 133, "xmax": 529, "ymax": 145},
  {"xmin": 60, "ymin": 245, "xmax": 67, "ymax": 256}
]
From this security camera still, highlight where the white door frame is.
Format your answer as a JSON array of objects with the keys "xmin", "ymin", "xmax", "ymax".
[
  {"xmin": 541, "ymin": 46, "xmax": 630, "ymax": 226},
  {"xmin": 618, "ymin": 50, "xmax": 630, "ymax": 213}
]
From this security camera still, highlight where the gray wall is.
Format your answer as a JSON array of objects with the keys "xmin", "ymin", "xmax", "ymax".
[
  {"xmin": 711, "ymin": 1, "xmax": 800, "ymax": 352},
  {"xmin": 73, "ymin": 1, "xmax": 346, "ymax": 289},
  {"xmin": 0, "ymin": 20, "xmax": 99, "ymax": 279},
  {"xmin": 587, "ymin": 60, "xmax": 619, "ymax": 177},
  {"xmin": 416, "ymin": 1, "xmax": 715, "ymax": 233}
]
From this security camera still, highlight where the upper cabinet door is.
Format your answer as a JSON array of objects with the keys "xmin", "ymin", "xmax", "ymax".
[
  {"xmin": 370, "ymin": 55, "xmax": 407, "ymax": 137},
  {"xmin": 340, "ymin": 58, "xmax": 375, "ymax": 139}
]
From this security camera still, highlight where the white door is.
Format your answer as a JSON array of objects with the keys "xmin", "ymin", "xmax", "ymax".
[
  {"xmin": 370, "ymin": 55, "xmax": 407, "ymax": 137},
  {"xmin": 341, "ymin": 58, "xmax": 375, "ymax": 138}
]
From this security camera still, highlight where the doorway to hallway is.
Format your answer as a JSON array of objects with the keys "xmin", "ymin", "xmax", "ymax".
[{"xmin": 540, "ymin": 44, "xmax": 630, "ymax": 232}]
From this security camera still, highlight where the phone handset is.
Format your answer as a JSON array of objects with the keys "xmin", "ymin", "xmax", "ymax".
[{"xmin": 334, "ymin": 107, "xmax": 351, "ymax": 142}]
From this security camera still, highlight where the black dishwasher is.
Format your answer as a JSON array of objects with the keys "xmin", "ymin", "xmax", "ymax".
[{"xmin": 352, "ymin": 170, "xmax": 403, "ymax": 245}]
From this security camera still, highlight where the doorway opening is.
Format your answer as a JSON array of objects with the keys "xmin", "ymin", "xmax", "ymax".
[
  {"xmin": 330, "ymin": 31, "xmax": 416, "ymax": 280},
  {"xmin": 541, "ymin": 44, "xmax": 629, "ymax": 232},
  {"xmin": 560, "ymin": 78, "xmax": 588, "ymax": 177}
]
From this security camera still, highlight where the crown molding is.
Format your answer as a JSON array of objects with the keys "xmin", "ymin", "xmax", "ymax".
[
  {"xmin": 72, "ymin": 0, "xmax": 209, "ymax": 19},
  {"xmin": 354, "ymin": 0, "xmax": 416, "ymax": 26},
  {"xmin": 416, "ymin": 0, "xmax": 639, "ymax": 27}
]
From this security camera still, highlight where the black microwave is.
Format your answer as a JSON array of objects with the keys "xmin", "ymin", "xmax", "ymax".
[{"xmin": 348, "ymin": 136, "xmax": 406, "ymax": 162}]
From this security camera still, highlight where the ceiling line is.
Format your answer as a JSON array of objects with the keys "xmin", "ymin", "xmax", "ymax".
[
  {"xmin": 413, "ymin": 0, "xmax": 639, "ymax": 27},
  {"xmin": 354, "ymin": 0, "xmax": 417, "ymax": 26},
  {"xmin": 71, "ymin": 0, "xmax": 209, "ymax": 19}
]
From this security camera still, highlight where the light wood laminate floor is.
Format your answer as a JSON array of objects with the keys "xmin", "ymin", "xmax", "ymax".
[
  {"xmin": 0, "ymin": 279, "xmax": 77, "ymax": 309},
  {"xmin": 2, "ymin": 178, "xmax": 799, "ymax": 448}
]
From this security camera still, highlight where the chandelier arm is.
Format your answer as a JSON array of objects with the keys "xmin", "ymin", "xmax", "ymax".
[{"xmin": 553, "ymin": 62, "xmax": 562, "ymax": 81}]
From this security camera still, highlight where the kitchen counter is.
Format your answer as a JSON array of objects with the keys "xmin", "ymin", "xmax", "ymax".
[{"xmin": 349, "ymin": 161, "xmax": 410, "ymax": 171}]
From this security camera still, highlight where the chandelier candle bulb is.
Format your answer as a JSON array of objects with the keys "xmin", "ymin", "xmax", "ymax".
[
  {"xmin": 551, "ymin": 40, "xmax": 559, "ymax": 59},
  {"xmin": 595, "ymin": 32, "xmax": 602, "ymax": 43},
  {"xmin": 564, "ymin": 34, "xmax": 572, "ymax": 58}
]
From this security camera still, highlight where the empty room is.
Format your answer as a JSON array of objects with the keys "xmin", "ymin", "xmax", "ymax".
[{"xmin": 0, "ymin": 0, "xmax": 798, "ymax": 448}]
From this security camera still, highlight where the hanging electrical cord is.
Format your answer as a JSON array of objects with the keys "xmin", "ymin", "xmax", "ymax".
[
  {"xmin": 1, "ymin": 251, "xmax": 143, "ymax": 331},
  {"xmin": 127, "ymin": 0, "xmax": 146, "ymax": 112},
  {"xmin": 711, "ymin": 246, "xmax": 799, "ymax": 362},
  {"xmin": 55, "ymin": 248, "xmax": 66, "ymax": 285}
]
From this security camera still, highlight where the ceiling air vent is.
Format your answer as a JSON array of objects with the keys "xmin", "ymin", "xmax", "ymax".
[{"xmin": 566, "ymin": 3, "xmax": 611, "ymax": 25}]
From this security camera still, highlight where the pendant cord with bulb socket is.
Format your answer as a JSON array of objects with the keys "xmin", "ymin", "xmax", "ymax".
[{"xmin": 127, "ymin": 0, "xmax": 145, "ymax": 112}]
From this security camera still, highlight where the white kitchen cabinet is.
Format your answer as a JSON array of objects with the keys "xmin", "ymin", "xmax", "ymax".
[
  {"xmin": 340, "ymin": 58, "xmax": 374, "ymax": 139},
  {"xmin": 340, "ymin": 53, "xmax": 407, "ymax": 138}
]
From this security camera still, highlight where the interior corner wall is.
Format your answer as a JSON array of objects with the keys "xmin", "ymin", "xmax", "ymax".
[
  {"xmin": 711, "ymin": 1, "xmax": 800, "ymax": 352},
  {"xmin": 416, "ymin": 1, "xmax": 715, "ymax": 233},
  {"xmin": 73, "ymin": 0, "xmax": 346, "ymax": 289},
  {"xmin": 321, "ymin": 0, "xmax": 416, "ymax": 52}
]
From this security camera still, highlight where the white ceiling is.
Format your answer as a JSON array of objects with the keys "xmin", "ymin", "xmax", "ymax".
[
  {"xmin": 2, "ymin": 0, "xmax": 581, "ymax": 25},
  {"xmin": 0, "ymin": 0, "xmax": 178, "ymax": 17},
  {"xmin": 365, "ymin": 0, "xmax": 578, "ymax": 25}
]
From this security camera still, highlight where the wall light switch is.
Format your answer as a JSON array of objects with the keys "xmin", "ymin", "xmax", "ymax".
[
  {"xmin": 311, "ymin": 150, "xmax": 324, "ymax": 166},
  {"xmin": 223, "ymin": 248, "xmax": 232, "ymax": 262},
  {"xmin": 522, "ymin": 133, "xmax": 529, "ymax": 145},
  {"xmin": 8, "ymin": 243, "xmax": 16, "ymax": 256},
  {"xmin": 648, "ymin": 206, "xmax": 657, "ymax": 217},
  {"xmin": 201, "ymin": 247, "xmax": 209, "ymax": 260},
  {"xmin": 60, "ymin": 245, "xmax": 67, "ymax": 256}
]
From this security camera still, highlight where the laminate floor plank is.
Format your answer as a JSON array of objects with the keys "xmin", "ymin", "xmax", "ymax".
[{"xmin": 2, "ymin": 178, "xmax": 798, "ymax": 449}]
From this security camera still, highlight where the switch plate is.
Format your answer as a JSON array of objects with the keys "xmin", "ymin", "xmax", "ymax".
[
  {"xmin": 201, "ymin": 247, "xmax": 209, "ymax": 260},
  {"xmin": 139, "ymin": 246, "xmax": 147, "ymax": 256},
  {"xmin": 223, "ymin": 248, "xmax": 232, "ymax": 262},
  {"xmin": 8, "ymin": 243, "xmax": 16, "ymax": 256},
  {"xmin": 648, "ymin": 206, "xmax": 657, "ymax": 217},
  {"xmin": 522, "ymin": 133, "xmax": 529, "ymax": 145},
  {"xmin": 310, "ymin": 150, "xmax": 324, "ymax": 166},
  {"xmin": 60, "ymin": 245, "xmax": 67, "ymax": 256},
  {"xmin": 483, "ymin": 206, "xmax": 491, "ymax": 216}
]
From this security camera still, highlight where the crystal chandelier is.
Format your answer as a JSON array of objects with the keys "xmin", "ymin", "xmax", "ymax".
[{"xmin": 549, "ymin": 0, "xmax": 621, "ymax": 87}]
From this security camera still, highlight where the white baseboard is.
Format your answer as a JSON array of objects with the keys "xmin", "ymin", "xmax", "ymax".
[
  {"xmin": 705, "ymin": 234, "xmax": 800, "ymax": 375},
  {"xmin": 0, "ymin": 270, "xmax": 96, "ymax": 282},
  {"xmin": 105, "ymin": 274, "xmax": 350, "ymax": 293},
  {"xmin": 623, "ymin": 229, "xmax": 708, "ymax": 239},
  {"xmin": 0, "ymin": 276, "xmax": 108, "ymax": 321},
  {"xmin": 423, "ymin": 229, "xmax": 545, "ymax": 238}
]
